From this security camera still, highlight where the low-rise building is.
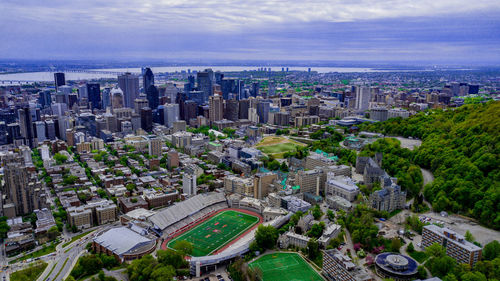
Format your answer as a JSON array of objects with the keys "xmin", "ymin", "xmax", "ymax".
[
  {"xmin": 324, "ymin": 174, "xmax": 359, "ymax": 202},
  {"xmin": 118, "ymin": 196, "xmax": 149, "ymax": 213},
  {"xmin": 323, "ymin": 249, "xmax": 373, "ymax": 281}
]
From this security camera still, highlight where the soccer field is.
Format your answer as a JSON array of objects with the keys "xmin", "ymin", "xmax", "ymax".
[
  {"xmin": 167, "ymin": 210, "xmax": 259, "ymax": 257},
  {"xmin": 249, "ymin": 252, "xmax": 324, "ymax": 281}
]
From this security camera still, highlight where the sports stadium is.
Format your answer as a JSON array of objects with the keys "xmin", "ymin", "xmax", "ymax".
[{"xmin": 148, "ymin": 192, "xmax": 290, "ymax": 276}]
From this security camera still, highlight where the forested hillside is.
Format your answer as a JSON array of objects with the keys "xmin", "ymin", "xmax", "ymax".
[{"xmin": 360, "ymin": 102, "xmax": 500, "ymax": 229}]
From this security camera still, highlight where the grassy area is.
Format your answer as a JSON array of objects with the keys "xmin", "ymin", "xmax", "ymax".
[
  {"xmin": 62, "ymin": 230, "xmax": 94, "ymax": 248},
  {"xmin": 167, "ymin": 210, "xmax": 259, "ymax": 257},
  {"xmin": 409, "ymin": 251, "xmax": 429, "ymax": 263},
  {"xmin": 10, "ymin": 261, "xmax": 47, "ymax": 281},
  {"xmin": 53, "ymin": 258, "xmax": 69, "ymax": 281},
  {"xmin": 256, "ymin": 136, "xmax": 306, "ymax": 158},
  {"xmin": 249, "ymin": 252, "xmax": 324, "ymax": 281},
  {"xmin": 10, "ymin": 240, "xmax": 61, "ymax": 264}
]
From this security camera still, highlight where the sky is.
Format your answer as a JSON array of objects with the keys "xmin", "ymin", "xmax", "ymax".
[{"xmin": 1, "ymin": 0, "xmax": 500, "ymax": 64}]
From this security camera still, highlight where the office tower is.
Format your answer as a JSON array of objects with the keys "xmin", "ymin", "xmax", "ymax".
[
  {"xmin": 77, "ymin": 112, "xmax": 97, "ymax": 136},
  {"xmin": 182, "ymin": 173, "xmax": 197, "ymax": 196},
  {"xmin": 197, "ymin": 69, "xmax": 214, "ymax": 102},
  {"xmin": 268, "ymin": 81, "xmax": 276, "ymax": 96},
  {"xmin": 58, "ymin": 85, "xmax": 72, "ymax": 104},
  {"xmin": 257, "ymin": 100, "xmax": 271, "ymax": 124},
  {"xmin": 118, "ymin": 72, "xmax": 140, "ymax": 108},
  {"xmin": 251, "ymin": 82, "xmax": 260, "ymax": 97},
  {"xmin": 78, "ymin": 84, "xmax": 88, "ymax": 99},
  {"xmin": 146, "ymin": 85, "xmax": 159, "ymax": 110},
  {"xmin": 68, "ymin": 93, "xmax": 78, "ymax": 108},
  {"xmin": 355, "ymin": 86, "xmax": 370, "ymax": 111},
  {"xmin": 209, "ymin": 94, "xmax": 223, "ymax": 123},
  {"xmin": 215, "ymin": 71, "xmax": 224, "ymax": 85},
  {"xmin": 140, "ymin": 107, "xmax": 152, "ymax": 132},
  {"xmin": 184, "ymin": 75, "xmax": 195, "ymax": 94},
  {"xmin": 370, "ymin": 108, "xmax": 388, "ymax": 121},
  {"xmin": 4, "ymin": 155, "xmax": 40, "ymax": 216},
  {"xmin": 87, "ymin": 83, "xmax": 101, "ymax": 110},
  {"xmin": 45, "ymin": 120, "xmax": 56, "ymax": 140},
  {"xmin": 468, "ymin": 84, "xmax": 479, "ymax": 95},
  {"xmin": 38, "ymin": 90, "xmax": 51, "ymax": 108},
  {"xmin": 7, "ymin": 123, "xmax": 21, "ymax": 144},
  {"xmin": 459, "ymin": 83, "xmax": 469, "ymax": 96},
  {"xmin": 54, "ymin": 72, "xmax": 65, "ymax": 91},
  {"xmin": 34, "ymin": 121, "xmax": 46, "ymax": 143},
  {"xmin": 111, "ymin": 87, "xmax": 124, "ymax": 109},
  {"xmin": 134, "ymin": 98, "xmax": 149, "ymax": 114},
  {"xmin": 238, "ymin": 99, "xmax": 250, "ymax": 119},
  {"xmin": 183, "ymin": 100, "xmax": 198, "ymax": 122},
  {"xmin": 102, "ymin": 87, "xmax": 111, "ymax": 109},
  {"xmin": 224, "ymin": 99, "xmax": 239, "ymax": 121},
  {"xmin": 143, "ymin": 67, "xmax": 154, "ymax": 92},
  {"xmin": 163, "ymin": 83, "xmax": 179, "ymax": 104},
  {"xmin": 164, "ymin": 103, "xmax": 179, "ymax": 127},
  {"xmin": 187, "ymin": 91, "xmax": 204, "ymax": 106},
  {"xmin": 18, "ymin": 106, "xmax": 34, "ymax": 148}
]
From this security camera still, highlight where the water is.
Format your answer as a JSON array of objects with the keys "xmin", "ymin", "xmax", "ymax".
[{"xmin": 0, "ymin": 65, "xmax": 426, "ymax": 84}]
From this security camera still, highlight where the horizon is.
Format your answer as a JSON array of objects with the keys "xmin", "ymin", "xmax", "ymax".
[{"xmin": 1, "ymin": 0, "xmax": 500, "ymax": 64}]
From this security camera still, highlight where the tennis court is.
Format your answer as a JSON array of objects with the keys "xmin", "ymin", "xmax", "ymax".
[
  {"xmin": 249, "ymin": 252, "xmax": 324, "ymax": 281},
  {"xmin": 167, "ymin": 210, "xmax": 259, "ymax": 257}
]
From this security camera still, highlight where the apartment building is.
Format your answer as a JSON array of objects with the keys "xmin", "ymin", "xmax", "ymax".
[{"xmin": 422, "ymin": 225, "xmax": 482, "ymax": 267}]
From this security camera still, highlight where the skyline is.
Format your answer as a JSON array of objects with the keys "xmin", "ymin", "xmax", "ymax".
[{"xmin": 1, "ymin": 0, "xmax": 500, "ymax": 64}]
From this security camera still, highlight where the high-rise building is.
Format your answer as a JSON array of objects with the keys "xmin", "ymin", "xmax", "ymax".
[
  {"xmin": 257, "ymin": 100, "xmax": 271, "ymax": 124},
  {"xmin": 102, "ymin": 87, "xmax": 111, "ymax": 109},
  {"xmin": 118, "ymin": 72, "xmax": 140, "ymax": 108},
  {"xmin": 34, "ymin": 121, "xmax": 46, "ymax": 143},
  {"xmin": 54, "ymin": 72, "xmax": 65, "ymax": 92},
  {"xmin": 111, "ymin": 87, "xmax": 124, "ymax": 109},
  {"xmin": 3, "ymin": 155, "xmax": 41, "ymax": 216},
  {"xmin": 18, "ymin": 106, "xmax": 35, "ymax": 148},
  {"xmin": 134, "ymin": 98, "xmax": 149, "ymax": 114},
  {"xmin": 197, "ymin": 69, "xmax": 214, "ymax": 102},
  {"xmin": 87, "ymin": 83, "xmax": 101, "ymax": 110},
  {"xmin": 251, "ymin": 82, "xmax": 260, "ymax": 97},
  {"xmin": 209, "ymin": 94, "xmax": 223, "ymax": 123},
  {"xmin": 163, "ymin": 103, "xmax": 179, "ymax": 127},
  {"xmin": 239, "ymin": 99, "xmax": 250, "ymax": 119},
  {"xmin": 146, "ymin": 85, "xmax": 159, "ymax": 110},
  {"xmin": 182, "ymin": 173, "xmax": 197, "ymax": 196},
  {"xmin": 147, "ymin": 136, "xmax": 162, "ymax": 156},
  {"xmin": 142, "ymin": 67, "xmax": 154, "ymax": 92},
  {"xmin": 140, "ymin": 107, "xmax": 153, "ymax": 132},
  {"xmin": 38, "ymin": 91, "xmax": 52, "ymax": 108},
  {"xmin": 355, "ymin": 86, "xmax": 370, "ymax": 111},
  {"xmin": 224, "ymin": 99, "xmax": 239, "ymax": 121}
]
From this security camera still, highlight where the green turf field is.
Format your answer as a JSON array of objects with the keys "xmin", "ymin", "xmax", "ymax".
[
  {"xmin": 249, "ymin": 252, "xmax": 324, "ymax": 281},
  {"xmin": 167, "ymin": 210, "xmax": 259, "ymax": 257}
]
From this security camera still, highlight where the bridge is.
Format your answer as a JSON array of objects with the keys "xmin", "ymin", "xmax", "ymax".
[{"xmin": 52, "ymin": 69, "xmax": 140, "ymax": 75}]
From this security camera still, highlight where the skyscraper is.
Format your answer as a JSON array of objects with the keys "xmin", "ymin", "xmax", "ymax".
[
  {"xmin": 87, "ymin": 83, "xmax": 101, "ymax": 110},
  {"xmin": 163, "ymin": 103, "xmax": 179, "ymax": 127},
  {"xmin": 140, "ymin": 107, "xmax": 153, "ymax": 132},
  {"xmin": 257, "ymin": 100, "xmax": 271, "ymax": 124},
  {"xmin": 102, "ymin": 87, "xmax": 111, "ymax": 109},
  {"xmin": 251, "ymin": 82, "xmax": 260, "ymax": 97},
  {"xmin": 3, "ymin": 154, "xmax": 40, "ymax": 216},
  {"xmin": 239, "ymin": 99, "xmax": 250, "ymax": 119},
  {"xmin": 355, "ymin": 86, "xmax": 370, "ymax": 111},
  {"xmin": 54, "ymin": 72, "xmax": 65, "ymax": 92},
  {"xmin": 143, "ymin": 67, "xmax": 154, "ymax": 92},
  {"xmin": 146, "ymin": 85, "xmax": 159, "ymax": 110},
  {"xmin": 197, "ymin": 69, "xmax": 214, "ymax": 102},
  {"xmin": 118, "ymin": 72, "xmax": 140, "ymax": 108},
  {"xmin": 209, "ymin": 94, "xmax": 223, "ymax": 123},
  {"xmin": 182, "ymin": 173, "xmax": 197, "ymax": 196},
  {"xmin": 224, "ymin": 99, "xmax": 239, "ymax": 121},
  {"xmin": 18, "ymin": 106, "xmax": 34, "ymax": 148},
  {"xmin": 38, "ymin": 90, "xmax": 52, "ymax": 108}
]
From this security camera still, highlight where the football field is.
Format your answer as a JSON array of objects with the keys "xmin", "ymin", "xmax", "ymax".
[
  {"xmin": 249, "ymin": 252, "xmax": 324, "ymax": 281},
  {"xmin": 167, "ymin": 210, "xmax": 259, "ymax": 257}
]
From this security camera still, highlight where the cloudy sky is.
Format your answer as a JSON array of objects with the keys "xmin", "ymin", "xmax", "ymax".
[{"xmin": 1, "ymin": 0, "xmax": 499, "ymax": 64}]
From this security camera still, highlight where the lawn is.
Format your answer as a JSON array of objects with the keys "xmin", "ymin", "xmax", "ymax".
[
  {"xmin": 409, "ymin": 251, "xmax": 429, "ymax": 263},
  {"xmin": 249, "ymin": 252, "xmax": 324, "ymax": 281},
  {"xmin": 167, "ymin": 210, "xmax": 259, "ymax": 257},
  {"xmin": 10, "ymin": 240, "xmax": 61, "ymax": 264},
  {"xmin": 62, "ymin": 230, "xmax": 95, "ymax": 248},
  {"xmin": 256, "ymin": 136, "xmax": 307, "ymax": 158},
  {"xmin": 11, "ymin": 261, "xmax": 47, "ymax": 281}
]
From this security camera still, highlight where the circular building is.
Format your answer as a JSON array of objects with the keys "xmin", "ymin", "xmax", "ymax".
[{"xmin": 375, "ymin": 252, "xmax": 418, "ymax": 280}]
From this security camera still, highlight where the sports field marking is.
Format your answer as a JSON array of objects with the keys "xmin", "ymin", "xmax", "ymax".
[
  {"xmin": 167, "ymin": 210, "xmax": 259, "ymax": 257},
  {"xmin": 249, "ymin": 253, "xmax": 324, "ymax": 281}
]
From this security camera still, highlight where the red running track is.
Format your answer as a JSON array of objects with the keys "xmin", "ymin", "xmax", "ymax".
[{"xmin": 160, "ymin": 208, "xmax": 263, "ymax": 255}]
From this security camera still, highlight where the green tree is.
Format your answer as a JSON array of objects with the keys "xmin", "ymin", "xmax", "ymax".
[
  {"xmin": 150, "ymin": 265, "xmax": 176, "ymax": 281},
  {"xmin": 307, "ymin": 238, "xmax": 320, "ymax": 260},
  {"xmin": 173, "ymin": 240, "xmax": 193, "ymax": 256},
  {"xmin": 391, "ymin": 238, "xmax": 401, "ymax": 252},
  {"xmin": 483, "ymin": 240, "xmax": 500, "ymax": 260},
  {"xmin": 465, "ymin": 230, "xmax": 475, "ymax": 242},
  {"xmin": 157, "ymin": 249, "xmax": 187, "ymax": 269},
  {"xmin": 312, "ymin": 204, "xmax": 323, "ymax": 220},
  {"xmin": 307, "ymin": 222, "xmax": 325, "ymax": 239},
  {"xmin": 407, "ymin": 242, "xmax": 415, "ymax": 253},
  {"xmin": 54, "ymin": 153, "xmax": 68, "ymax": 165},
  {"xmin": 255, "ymin": 225, "xmax": 278, "ymax": 250}
]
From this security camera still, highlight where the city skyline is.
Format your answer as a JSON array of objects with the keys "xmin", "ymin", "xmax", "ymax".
[{"xmin": 1, "ymin": 0, "xmax": 500, "ymax": 64}]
